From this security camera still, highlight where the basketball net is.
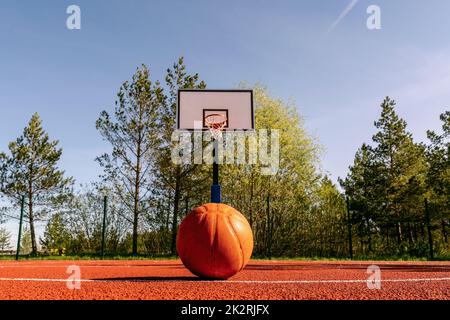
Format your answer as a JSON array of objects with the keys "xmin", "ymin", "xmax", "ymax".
[{"xmin": 205, "ymin": 114, "xmax": 227, "ymax": 140}]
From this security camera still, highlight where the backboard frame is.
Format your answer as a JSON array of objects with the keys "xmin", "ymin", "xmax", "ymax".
[{"xmin": 177, "ymin": 89, "xmax": 254, "ymax": 131}]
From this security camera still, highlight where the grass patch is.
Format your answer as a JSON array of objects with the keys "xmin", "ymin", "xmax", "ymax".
[
  {"xmin": 1, "ymin": 254, "xmax": 447, "ymax": 262},
  {"xmin": 250, "ymin": 255, "xmax": 447, "ymax": 262},
  {"xmin": 0, "ymin": 254, "xmax": 179, "ymax": 261}
]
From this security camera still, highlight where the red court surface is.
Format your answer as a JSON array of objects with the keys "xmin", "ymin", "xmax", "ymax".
[{"xmin": 0, "ymin": 260, "xmax": 449, "ymax": 300}]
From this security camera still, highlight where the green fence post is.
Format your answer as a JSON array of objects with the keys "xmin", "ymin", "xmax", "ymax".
[
  {"xmin": 101, "ymin": 195, "xmax": 107, "ymax": 259},
  {"xmin": 15, "ymin": 196, "xmax": 25, "ymax": 261},
  {"xmin": 424, "ymin": 198, "xmax": 434, "ymax": 260}
]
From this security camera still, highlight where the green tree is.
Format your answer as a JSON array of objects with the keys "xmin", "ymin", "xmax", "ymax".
[
  {"xmin": 153, "ymin": 57, "xmax": 207, "ymax": 254},
  {"xmin": 96, "ymin": 65, "xmax": 164, "ymax": 255},
  {"xmin": 426, "ymin": 111, "xmax": 449, "ymax": 200},
  {"xmin": 63, "ymin": 185, "xmax": 130, "ymax": 255},
  {"xmin": 221, "ymin": 85, "xmax": 330, "ymax": 257},
  {"xmin": 20, "ymin": 227, "xmax": 32, "ymax": 254},
  {"xmin": 41, "ymin": 213, "xmax": 71, "ymax": 255},
  {"xmin": 341, "ymin": 97, "xmax": 429, "ymax": 257},
  {"xmin": 0, "ymin": 113, "xmax": 73, "ymax": 255},
  {"xmin": 372, "ymin": 97, "xmax": 427, "ymax": 246},
  {"xmin": 340, "ymin": 144, "xmax": 383, "ymax": 253},
  {"xmin": 311, "ymin": 177, "xmax": 347, "ymax": 257},
  {"xmin": 0, "ymin": 227, "xmax": 11, "ymax": 250},
  {"xmin": 425, "ymin": 111, "xmax": 450, "ymax": 247}
]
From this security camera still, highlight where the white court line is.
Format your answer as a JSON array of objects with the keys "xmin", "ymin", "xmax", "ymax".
[
  {"xmin": 0, "ymin": 265, "xmax": 137, "ymax": 268},
  {"xmin": 224, "ymin": 278, "xmax": 450, "ymax": 284},
  {"xmin": 1, "ymin": 264, "xmax": 450, "ymax": 269},
  {"xmin": 0, "ymin": 277, "xmax": 449, "ymax": 284},
  {"xmin": 0, "ymin": 265, "xmax": 177, "ymax": 268}
]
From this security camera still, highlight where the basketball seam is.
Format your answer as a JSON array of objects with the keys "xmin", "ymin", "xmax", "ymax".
[{"xmin": 227, "ymin": 215, "xmax": 245, "ymax": 271}]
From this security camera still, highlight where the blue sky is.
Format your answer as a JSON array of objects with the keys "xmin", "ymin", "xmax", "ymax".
[{"xmin": 1, "ymin": 1, "xmax": 449, "ymax": 243}]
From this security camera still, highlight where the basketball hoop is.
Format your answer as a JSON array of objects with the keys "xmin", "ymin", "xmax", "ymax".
[
  {"xmin": 204, "ymin": 113, "xmax": 227, "ymax": 140},
  {"xmin": 178, "ymin": 90, "xmax": 253, "ymax": 204}
]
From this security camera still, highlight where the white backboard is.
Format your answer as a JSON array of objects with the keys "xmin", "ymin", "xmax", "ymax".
[{"xmin": 177, "ymin": 89, "xmax": 254, "ymax": 131}]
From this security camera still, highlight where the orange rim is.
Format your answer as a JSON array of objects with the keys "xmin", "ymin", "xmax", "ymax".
[{"xmin": 205, "ymin": 114, "xmax": 227, "ymax": 129}]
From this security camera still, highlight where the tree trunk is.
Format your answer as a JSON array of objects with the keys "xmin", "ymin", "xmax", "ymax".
[
  {"xmin": 366, "ymin": 217, "xmax": 372, "ymax": 252},
  {"xmin": 171, "ymin": 168, "xmax": 181, "ymax": 254},
  {"xmin": 396, "ymin": 222, "xmax": 402, "ymax": 245},
  {"xmin": 413, "ymin": 223, "xmax": 418, "ymax": 244},
  {"xmin": 386, "ymin": 227, "xmax": 389, "ymax": 248},
  {"xmin": 420, "ymin": 222, "xmax": 425, "ymax": 239},
  {"xmin": 132, "ymin": 167, "xmax": 140, "ymax": 255},
  {"xmin": 424, "ymin": 199, "xmax": 434, "ymax": 259},
  {"xmin": 28, "ymin": 161, "xmax": 37, "ymax": 255},
  {"xmin": 28, "ymin": 193, "xmax": 37, "ymax": 255},
  {"xmin": 165, "ymin": 200, "xmax": 171, "ymax": 232},
  {"xmin": 442, "ymin": 220, "xmax": 448, "ymax": 244},
  {"xmin": 132, "ymin": 135, "xmax": 142, "ymax": 256},
  {"xmin": 407, "ymin": 223, "xmax": 413, "ymax": 245},
  {"xmin": 132, "ymin": 196, "xmax": 139, "ymax": 255},
  {"xmin": 184, "ymin": 196, "xmax": 189, "ymax": 217}
]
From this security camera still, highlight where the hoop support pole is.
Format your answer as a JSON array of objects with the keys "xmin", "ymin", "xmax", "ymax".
[{"xmin": 211, "ymin": 139, "xmax": 221, "ymax": 203}]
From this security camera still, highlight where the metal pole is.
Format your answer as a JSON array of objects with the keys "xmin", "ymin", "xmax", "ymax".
[
  {"xmin": 213, "ymin": 163, "xmax": 219, "ymax": 185},
  {"xmin": 101, "ymin": 195, "xmax": 107, "ymax": 259},
  {"xmin": 211, "ymin": 139, "xmax": 221, "ymax": 203},
  {"xmin": 213, "ymin": 139, "xmax": 219, "ymax": 185},
  {"xmin": 346, "ymin": 197, "xmax": 353, "ymax": 260},
  {"xmin": 15, "ymin": 196, "xmax": 25, "ymax": 261},
  {"xmin": 424, "ymin": 198, "xmax": 434, "ymax": 260}
]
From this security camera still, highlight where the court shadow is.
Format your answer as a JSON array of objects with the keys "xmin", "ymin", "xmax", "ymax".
[{"xmin": 93, "ymin": 276, "xmax": 223, "ymax": 282}]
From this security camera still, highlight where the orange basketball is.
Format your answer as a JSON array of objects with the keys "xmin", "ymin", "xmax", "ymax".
[{"xmin": 176, "ymin": 203, "xmax": 254, "ymax": 279}]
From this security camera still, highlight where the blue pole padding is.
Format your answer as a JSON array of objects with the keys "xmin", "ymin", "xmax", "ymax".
[{"xmin": 211, "ymin": 184, "xmax": 221, "ymax": 203}]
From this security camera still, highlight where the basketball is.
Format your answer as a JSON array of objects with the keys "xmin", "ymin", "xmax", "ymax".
[{"xmin": 177, "ymin": 203, "xmax": 254, "ymax": 279}]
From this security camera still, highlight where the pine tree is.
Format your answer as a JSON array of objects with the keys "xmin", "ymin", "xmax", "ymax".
[
  {"xmin": 340, "ymin": 143, "xmax": 381, "ymax": 253},
  {"xmin": 372, "ymin": 97, "xmax": 427, "ymax": 245},
  {"xmin": 0, "ymin": 113, "xmax": 73, "ymax": 255},
  {"xmin": 96, "ymin": 65, "xmax": 164, "ymax": 255},
  {"xmin": 153, "ymin": 57, "xmax": 207, "ymax": 254},
  {"xmin": 425, "ymin": 111, "xmax": 449, "ymax": 246},
  {"xmin": 341, "ymin": 97, "xmax": 428, "ymax": 256},
  {"xmin": 426, "ymin": 111, "xmax": 449, "ymax": 200}
]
